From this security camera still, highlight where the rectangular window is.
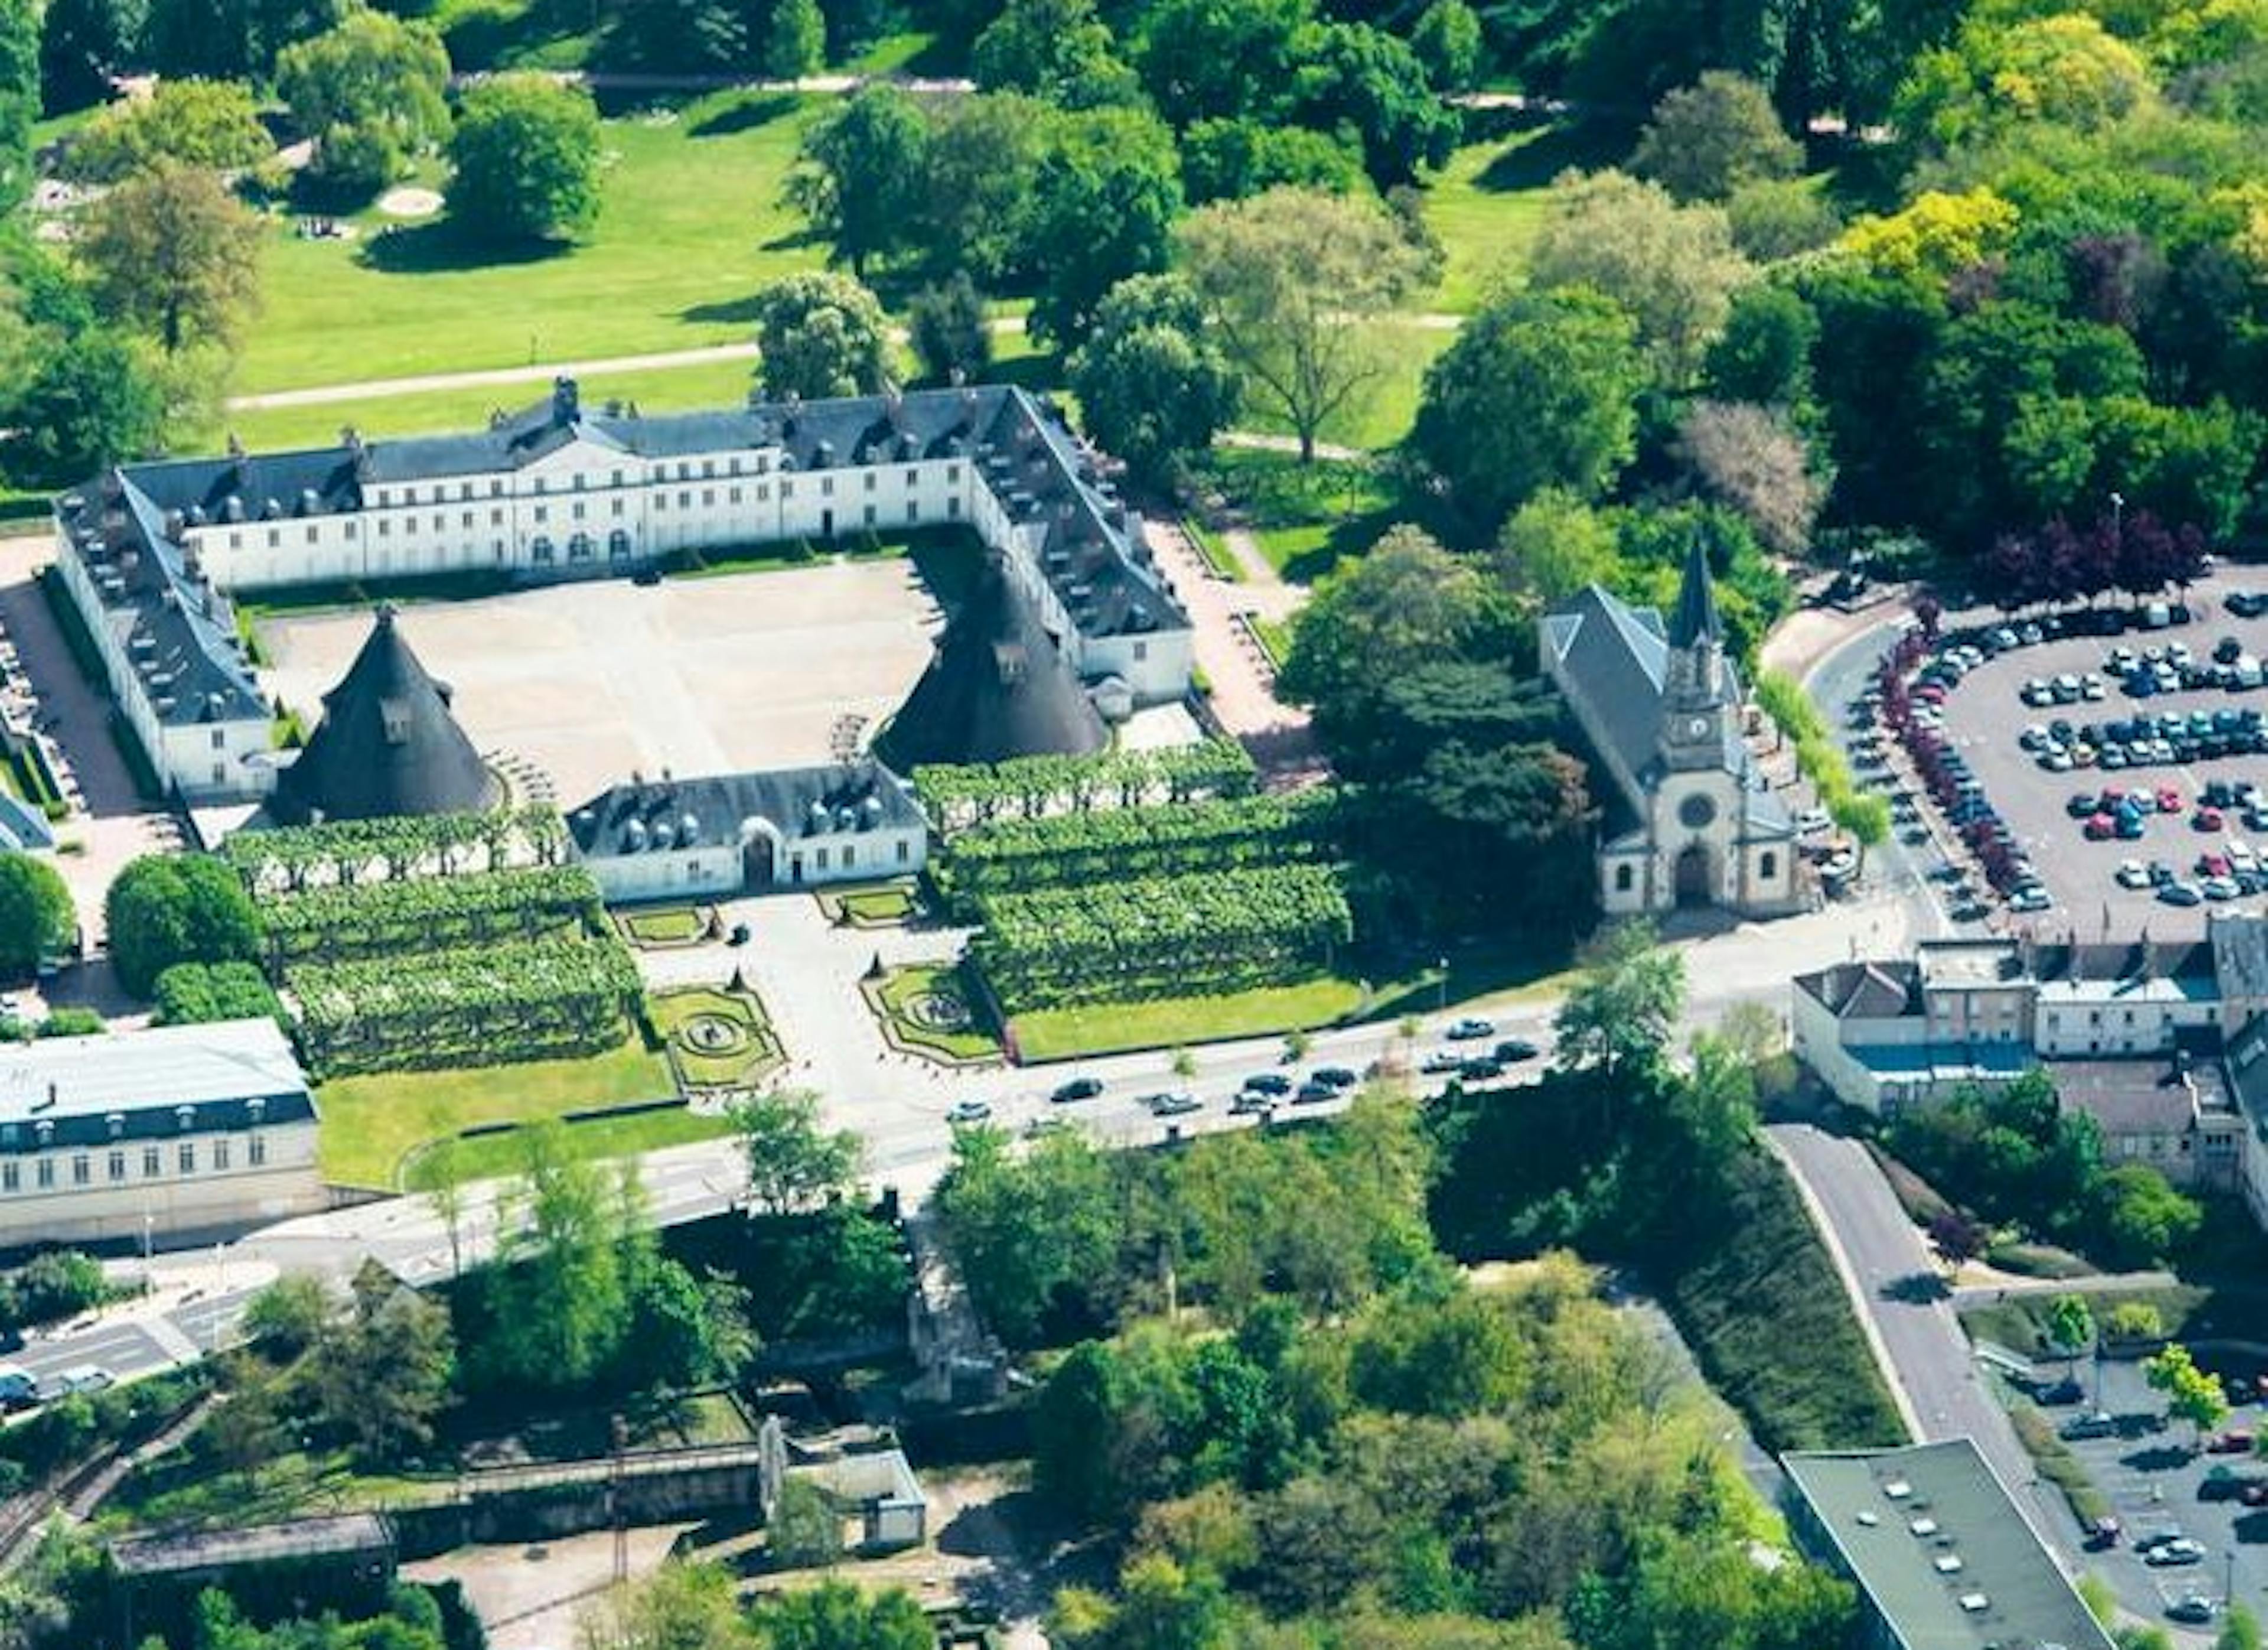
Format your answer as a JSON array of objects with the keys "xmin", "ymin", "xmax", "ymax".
[
  {"xmin": 729, "ymin": 458, "xmax": 742, "ymax": 476},
  {"xmin": 865, "ymin": 472, "xmax": 876, "ymax": 492},
  {"xmin": 612, "ymin": 470, "xmax": 625, "ymax": 487},
  {"xmin": 213, "ymin": 1139, "xmax": 231, "ymax": 1171},
  {"xmin": 144, "ymin": 1145, "xmax": 160, "ymax": 1177},
  {"xmin": 703, "ymin": 460, "xmax": 716, "ymax": 479},
  {"xmin": 863, "ymin": 505, "xmax": 876, "ymax": 526},
  {"xmin": 1, "ymin": 1163, "xmax": 15, "ymax": 1193},
  {"xmin": 702, "ymin": 489, "xmax": 714, "ymax": 507},
  {"xmin": 211, "ymin": 728, "xmax": 225, "ymax": 750},
  {"xmin": 946, "ymin": 464, "xmax": 960, "ymax": 483},
  {"xmin": 612, "ymin": 499, "xmax": 624, "ymax": 516},
  {"xmin": 491, "ymin": 509, "xmax": 504, "ymax": 526},
  {"xmin": 534, "ymin": 478, "xmax": 546, "ymax": 494},
  {"xmin": 378, "ymin": 519, "xmax": 389, "ymax": 538},
  {"xmin": 249, "ymin": 1134, "xmax": 266, "ymax": 1166},
  {"xmin": 896, "ymin": 839, "xmax": 910, "ymax": 863},
  {"xmin": 760, "ymin": 484, "xmax": 771, "ymax": 502},
  {"xmin": 656, "ymin": 494, "xmax": 667, "ymax": 511},
  {"xmin": 306, "ymin": 526, "xmax": 318, "ymax": 545},
  {"xmin": 947, "ymin": 497, "xmax": 961, "ymax": 519},
  {"xmin": 70, "ymin": 1155, "xmax": 88, "ymax": 1186},
  {"xmin": 678, "ymin": 490, "xmax": 691, "ymax": 509},
  {"xmin": 229, "ymin": 531, "xmax": 242, "ymax": 549},
  {"xmin": 816, "ymin": 847, "xmax": 829, "ymax": 870},
  {"xmin": 178, "ymin": 1143, "xmax": 195, "ymax": 1174},
  {"xmin": 463, "ymin": 512, "xmax": 474, "ymax": 528},
  {"xmin": 491, "ymin": 481, "xmax": 504, "ymax": 497},
  {"xmin": 266, "ymin": 528, "xmax": 279, "ymax": 548},
  {"xmin": 729, "ymin": 487, "xmax": 742, "ymax": 505},
  {"xmin": 35, "ymin": 1160, "xmax": 51, "ymax": 1189},
  {"xmin": 107, "ymin": 1150, "xmax": 124, "ymax": 1183},
  {"xmin": 573, "ymin": 502, "xmax": 586, "ymax": 520},
  {"xmin": 432, "ymin": 513, "xmax": 444, "ymax": 533},
  {"xmin": 843, "ymin": 844, "xmax": 855, "ymax": 868},
  {"xmin": 906, "ymin": 501, "xmax": 920, "ymax": 523},
  {"xmin": 535, "ymin": 506, "xmax": 548, "ymax": 523},
  {"xmin": 822, "ymin": 477, "xmax": 834, "ymax": 497},
  {"xmin": 346, "ymin": 522, "xmax": 356, "ymax": 540},
  {"xmin": 781, "ymin": 481, "xmax": 793, "ymax": 500}
]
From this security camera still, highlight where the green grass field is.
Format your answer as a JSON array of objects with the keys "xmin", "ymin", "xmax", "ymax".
[
  {"xmin": 650, "ymin": 985, "xmax": 782, "ymax": 1089},
  {"xmin": 1012, "ymin": 977, "xmax": 1367, "ymax": 1063},
  {"xmin": 1196, "ymin": 449, "xmax": 1405, "ymax": 583},
  {"xmin": 1420, "ymin": 116, "xmax": 1619, "ymax": 315},
  {"xmin": 316, "ymin": 1037, "xmax": 676, "ymax": 1188},
  {"xmin": 871, "ymin": 964, "xmax": 1001, "ymax": 1063},
  {"xmin": 402, "ymin": 1104, "xmax": 735, "ymax": 1189},
  {"xmin": 617, "ymin": 905, "xmax": 709, "ymax": 946},
  {"xmin": 236, "ymin": 89, "xmax": 825, "ymax": 393},
  {"xmin": 1230, "ymin": 321, "xmax": 1453, "ymax": 453}
]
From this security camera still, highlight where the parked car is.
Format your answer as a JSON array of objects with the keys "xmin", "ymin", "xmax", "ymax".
[
  {"xmin": 1445, "ymin": 1017, "xmax": 1494, "ymax": 1041},
  {"xmin": 2167, "ymin": 1597, "xmax": 2218, "ymax": 1625},
  {"xmin": 1050, "ymin": 1075, "xmax": 1104, "ymax": 1103},
  {"xmin": 2083, "ymin": 1516, "xmax": 2122, "ymax": 1550},
  {"xmin": 2145, "ymin": 1538, "xmax": 2208, "ymax": 1568},
  {"xmin": 2208, "ymin": 1428, "xmax": 2257, "ymax": 1454},
  {"xmin": 1228, "ymin": 1090, "xmax": 1275, "ymax": 1116},
  {"xmin": 2084, "ymin": 814, "xmax": 2116, "ymax": 841},
  {"xmin": 2117, "ymin": 860, "xmax": 2153, "ymax": 889},
  {"xmin": 1493, "ymin": 1039, "xmax": 1539, "ymax": 1063},
  {"xmin": 1312, "ymin": 1065, "xmax": 1358, "ymax": 1089},
  {"xmin": 47, "ymin": 1365, "xmax": 113, "ymax": 1398},
  {"xmin": 1242, "ymin": 1072, "xmax": 1292, "ymax": 1096},
  {"xmin": 2061, "ymin": 1410, "xmax": 2119, "ymax": 1440},
  {"xmin": 2035, "ymin": 1376, "xmax": 2085, "ymax": 1405},
  {"xmin": 0, "ymin": 1365, "xmax": 37, "ymax": 1413},
  {"xmin": 945, "ymin": 1099, "xmax": 993, "ymax": 1125},
  {"xmin": 1459, "ymin": 1057, "xmax": 1506, "ymax": 1082},
  {"xmin": 2161, "ymin": 881, "xmax": 2207, "ymax": 907},
  {"xmin": 1145, "ymin": 1091, "xmax": 1202, "ymax": 1117},
  {"xmin": 1293, "ymin": 1080, "xmax": 1336, "ymax": 1105}
]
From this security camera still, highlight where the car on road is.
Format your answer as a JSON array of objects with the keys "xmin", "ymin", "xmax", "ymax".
[
  {"xmin": 726, "ymin": 923, "xmax": 750, "ymax": 946},
  {"xmin": 2161, "ymin": 880, "xmax": 2206, "ymax": 907},
  {"xmin": 945, "ymin": 1099, "xmax": 993, "ymax": 1125},
  {"xmin": 2168, "ymin": 1597, "xmax": 2218, "ymax": 1626},
  {"xmin": 1312, "ymin": 1066, "xmax": 1359, "ymax": 1089},
  {"xmin": 1493, "ymin": 1039, "xmax": 1539, "ymax": 1063},
  {"xmin": 1445, "ymin": 1017, "xmax": 1494, "ymax": 1041},
  {"xmin": 1459, "ymin": 1057, "xmax": 1505, "ymax": 1082},
  {"xmin": 1228, "ymin": 1091, "xmax": 1275, "ymax": 1116},
  {"xmin": 2208, "ymin": 1428, "xmax": 2257, "ymax": 1453},
  {"xmin": 2034, "ymin": 1376, "xmax": 2085, "ymax": 1405},
  {"xmin": 0, "ymin": 1365, "xmax": 36, "ymax": 1413},
  {"xmin": 1242, "ymin": 1072, "xmax": 1292, "ymax": 1096},
  {"xmin": 2145, "ymin": 1538, "xmax": 2209, "ymax": 1568},
  {"xmin": 1145, "ymin": 1091, "xmax": 1202, "ymax": 1117},
  {"xmin": 2008, "ymin": 886, "xmax": 2052, "ymax": 913},
  {"xmin": 2060, "ymin": 1410, "xmax": 2119, "ymax": 1440},
  {"xmin": 1050, "ymin": 1075, "xmax": 1104, "ymax": 1103},
  {"xmin": 1420, "ymin": 1049, "xmax": 1466, "ymax": 1074},
  {"xmin": 1293, "ymin": 1080, "xmax": 1336, "ymax": 1105},
  {"xmin": 48, "ymin": 1365, "xmax": 113, "ymax": 1398}
]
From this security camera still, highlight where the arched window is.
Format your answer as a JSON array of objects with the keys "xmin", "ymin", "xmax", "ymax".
[
  {"xmin": 1614, "ymin": 864, "xmax": 1634, "ymax": 893},
  {"xmin": 1760, "ymin": 851, "xmax": 1778, "ymax": 880},
  {"xmin": 531, "ymin": 534, "xmax": 555, "ymax": 564}
]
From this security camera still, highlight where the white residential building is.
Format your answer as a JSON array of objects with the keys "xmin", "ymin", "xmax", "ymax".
[
  {"xmin": 54, "ymin": 382, "xmax": 1192, "ymax": 803},
  {"xmin": 0, "ymin": 1018, "xmax": 321, "ymax": 1249}
]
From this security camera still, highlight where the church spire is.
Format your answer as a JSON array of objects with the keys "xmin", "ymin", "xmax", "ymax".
[{"xmin": 1669, "ymin": 537, "xmax": 1721, "ymax": 651}]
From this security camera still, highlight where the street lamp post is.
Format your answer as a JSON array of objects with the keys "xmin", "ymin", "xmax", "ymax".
[
  {"xmin": 1436, "ymin": 958, "xmax": 1448, "ymax": 1014},
  {"xmin": 2227, "ymin": 1548, "xmax": 2237, "ymax": 1611},
  {"xmin": 2111, "ymin": 490, "xmax": 2125, "ymax": 543}
]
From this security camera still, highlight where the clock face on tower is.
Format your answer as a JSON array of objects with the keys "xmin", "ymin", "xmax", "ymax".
[{"xmin": 1687, "ymin": 717, "xmax": 1710, "ymax": 740}]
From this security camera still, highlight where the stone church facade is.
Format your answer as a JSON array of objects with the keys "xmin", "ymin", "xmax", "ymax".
[{"xmin": 1541, "ymin": 543, "xmax": 1806, "ymax": 919}]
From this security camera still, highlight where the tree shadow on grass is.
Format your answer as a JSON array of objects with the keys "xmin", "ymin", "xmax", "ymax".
[
  {"xmin": 1278, "ymin": 508, "xmax": 1398, "ymax": 585},
  {"xmin": 687, "ymin": 92, "xmax": 801, "ymax": 137},
  {"xmin": 356, "ymin": 219, "xmax": 573, "ymax": 276},
  {"xmin": 680, "ymin": 294, "xmax": 768, "ymax": 327},
  {"xmin": 1881, "ymin": 1271, "xmax": 1952, "ymax": 1304},
  {"xmin": 1471, "ymin": 115, "xmax": 1628, "ymax": 195}
]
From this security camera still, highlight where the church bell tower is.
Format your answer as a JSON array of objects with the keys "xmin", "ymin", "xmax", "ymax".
[{"xmin": 1659, "ymin": 538, "xmax": 1729, "ymax": 773}]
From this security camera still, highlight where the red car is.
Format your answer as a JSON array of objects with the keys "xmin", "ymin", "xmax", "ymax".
[
  {"xmin": 2201, "ymin": 853, "xmax": 2233, "ymax": 878},
  {"xmin": 2208, "ymin": 1428, "xmax": 2256, "ymax": 1454},
  {"xmin": 2085, "ymin": 814, "xmax": 2117, "ymax": 841},
  {"xmin": 2197, "ymin": 808, "xmax": 2227, "ymax": 832},
  {"xmin": 2159, "ymin": 787, "xmax": 2185, "ymax": 812}
]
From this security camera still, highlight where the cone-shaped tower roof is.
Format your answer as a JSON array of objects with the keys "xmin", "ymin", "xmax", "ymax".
[
  {"xmin": 1669, "ymin": 536, "xmax": 1722, "ymax": 650},
  {"xmin": 270, "ymin": 606, "xmax": 498, "ymax": 824},
  {"xmin": 872, "ymin": 555, "xmax": 1107, "ymax": 773}
]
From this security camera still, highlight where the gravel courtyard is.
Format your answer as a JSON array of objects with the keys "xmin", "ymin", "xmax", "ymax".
[{"xmin": 256, "ymin": 559, "xmax": 943, "ymax": 808}]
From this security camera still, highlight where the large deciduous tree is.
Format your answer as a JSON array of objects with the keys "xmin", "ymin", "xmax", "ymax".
[
  {"xmin": 1527, "ymin": 169, "xmax": 1755, "ymax": 386},
  {"xmin": 1134, "ymin": 0, "xmax": 1311, "ymax": 128},
  {"xmin": 277, "ymin": 9, "xmax": 452, "ymax": 200},
  {"xmin": 103, "ymin": 852, "xmax": 262, "ymax": 998},
  {"xmin": 1025, "ymin": 105, "xmax": 1184, "ymax": 347},
  {"xmin": 752, "ymin": 271, "xmax": 889, "ymax": 401},
  {"xmin": 446, "ymin": 74, "xmax": 601, "ymax": 245},
  {"xmin": 1298, "ymin": 21, "xmax": 1457, "ymax": 188},
  {"xmin": 732, "ymin": 1087, "xmax": 860, "ymax": 1217},
  {"xmin": 1178, "ymin": 187, "xmax": 1427, "ymax": 463},
  {"xmin": 575, "ymin": 1561, "xmax": 759, "ymax": 1650},
  {"xmin": 309, "ymin": 1263, "xmax": 455, "ymax": 1465},
  {"xmin": 597, "ymin": 0, "xmax": 744, "ymax": 73},
  {"xmin": 972, "ymin": 0, "xmax": 1138, "ymax": 109},
  {"xmin": 1675, "ymin": 399, "xmax": 1824, "ymax": 556},
  {"xmin": 1552, "ymin": 919, "xmax": 1686, "ymax": 1082},
  {"xmin": 751, "ymin": 1579, "xmax": 933, "ymax": 1650},
  {"xmin": 765, "ymin": 0, "xmax": 825, "ymax": 77},
  {"xmin": 787, "ymin": 83, "xmax": 929, "ymax": 278},
  {"xmin": 60, "ymin": 76, "xmax": 269, "ymax": 183},
  {"xmin": 0, "ymin": 853, "xmax": 72, "ymax": 978},
  {"xmin": 906, "ymin": 271, "xmax": 992, "ymax": 386},
  {"xmin": 1067, "ymin": 273, "xmax": 1240, "ymax": 485},
  {"xmin": 1631, "ymin": 71, "xmax": 1801, "ymax": 203},
  {"xmin": 1412, "ymin": 286, "xmax": 1647, "ymax": 531},
  {"xmin": 0, "ymin": 327, "xmax": 166, "ymax": 486},
  {"xmin": 78, "ymin": 164, "xmax": 262, "ymax": 354}
]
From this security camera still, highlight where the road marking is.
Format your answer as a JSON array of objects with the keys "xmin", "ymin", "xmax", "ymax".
[{"xmin": 145, "ymin": 1316, "xmax": 201, "ymax": 1364}]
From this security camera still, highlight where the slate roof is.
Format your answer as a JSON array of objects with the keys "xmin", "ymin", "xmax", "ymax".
[
  {"xmin": 872, "ymin": 554, "xmax": 1107, "ymax": 772},
  {"xmin": 2048, "ymin": 1056, "xmax": 2232, "ymax": 1135},
  {"xmin": 1784, "ymin": 1440, "xmax": 2115, "ymax": 1650},
  {"xmin": 269, "ymin": 607, "xmax": 498, "ymax": 825},
  {"xmin": 1668, "ymin": 538, "xmax": 1722, "ymax": 649},
  {"xmin": 0, "ymin": 1018, "xmax": 314, "ymax": 1156},
  {"xmin": 2210, "ymin": 909, "xmax": 2268, "ymax": 1001},
  {"xmin": 567, "ymin": 762, "xmax": 921, "ymax": 857},
  {"xmin": 1794, "ymin": 961, "xmax": 1921, "ymax": 1020},
  {"xmin": 0, "ymin": 791, "xmax": 54, "ymax": 853},
  {"xmin": 112, "ymin": 1514, "xmax": 392, "ymax": 1576}
]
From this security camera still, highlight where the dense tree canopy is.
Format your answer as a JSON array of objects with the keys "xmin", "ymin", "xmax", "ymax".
[
  {"xmin": 0, "ymin": 325, "xmax": 166, "ymax": 486},
  {"xmin": 752, "ymin": 271, "xmax": 890, "ymax": 400},
  {"xmin": 1068, "ymin": 272, "xmax": 1241, "ymax": 484},
  {"xmin": 77, "ymin": 164, "xmax": 262, "ymax": 354},
  {"xmin": 103, "ymin": 852, "xmax": 263, "ymax": 998},
  {"xmin": 446, "ymin": 74, "xmax": 602, "ymax": 243},
  {"xmin": 277, "ymin": 9, "xmax": 451, "ymax": 198},
  {"xmin": 61, "ymin": 77, "xmax": 270, "ymax": 183},
  {"xmin": 0, "ymin": 853, "xmax": 71, "ymax": 978}
]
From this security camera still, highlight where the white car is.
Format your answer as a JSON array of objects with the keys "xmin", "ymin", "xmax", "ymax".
[
  {"xmin": 2116, "ymin": 860, "xmax": 2152, "ymax": 889},
  {"xmin": 1796, "ymin": 808, "xmax": 1833, "ymax": 837},
  {"xmin": 49, "ymin": 1365, "xmax": 113, "ymax": 1397},
  {"xmin": 944, "ymin": 1099, "xmax": 993, "ymax": 1125}
]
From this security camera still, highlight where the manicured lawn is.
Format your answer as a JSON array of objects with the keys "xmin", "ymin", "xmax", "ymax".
[
  {"xmin": 236, "ymin": 90, "xmax": 827, "ymax": 393},
  {"xmin": 1012, "ymin": 977, "xmax": 1367, "ymax": 1063},
  {"xmin": 402, "ymin": 1103, "xmax": 735, "ymax": 1189},
  {"xmin": 618, "ymin": 904, "xmax": 709, "ymax": 946},
  {"xmin": 1195, "ymin": 450, "xmax": 1405, "ymax": 584},
  {"xmin": 871, "ymin": 964, "xmax": 1001, "ymax": 1063},
  {"xmin": 316, "ymin": 1037, "xmax": 676, "ymax": 1189},
  {"xmin": 836, "ymin": 884, "xmax": 918, "ymax": 925},
  {"xmin": 1231, "ymin": 321, "xmax": 1454, "ymax": 453},
  {"xmin": 649, "ymin": 985, "xmax": 783, "ymax": 1089},
  {"xmin": 1421, "ymin": 116, "xmax": 1620, "ymax": 315},
  {"xmin": 220, "ymin": 355, "xmax": 762, "ymax": 453}
]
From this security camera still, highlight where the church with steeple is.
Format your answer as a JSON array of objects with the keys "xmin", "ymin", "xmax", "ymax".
[{"xmin": 1540, "ymin": 541, "xmax": 1805, "ymax": 919}]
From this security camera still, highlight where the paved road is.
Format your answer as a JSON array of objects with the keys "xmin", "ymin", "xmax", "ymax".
[{"xmin": 1769, "ymin": 1125, "xmax": 2090, "ymax": 1558}]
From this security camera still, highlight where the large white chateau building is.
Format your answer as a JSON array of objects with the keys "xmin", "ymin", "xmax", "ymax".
[{"xmin": 54, "ymin": 380, "xmax": 1193, "ymax": 803}]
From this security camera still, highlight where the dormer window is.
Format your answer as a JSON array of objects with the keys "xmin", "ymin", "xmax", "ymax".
[
  {"xmin": 177, "ymin": 1104, "xmax": 195, "ymax": 1132},
  {"xmin": 246, "ymin": 1097, "xmax": 265, "ymax": 1121},
  {"xmin": 106, "ymin": 1113, "xmax": 123, "ymax": 1138}
]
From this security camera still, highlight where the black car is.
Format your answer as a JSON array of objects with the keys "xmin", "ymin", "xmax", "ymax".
[
  {"xmin": 1312, "ymin": 1066, "xmax": 1358, "ymax": 1089},
  {"xmin": 1293, "ymin": 1080, "xmax": 1336, "ymax": 1105},
  {"xmin": 2034, "ymin": 1375, "xmax": 2084, "ymax": 1406},
  {"xmin": 1459, "ymin": 1057, "xmax": 1506, "ymax": 1082},
  {"xmin": 1242, "ymin": 1072, "xmax": 1292, "ymax": 1096},
  {"xmin": 1493, "ymin": 1039, "xmax": 1539, "ymax": 1063},
  {"xmin": 726, "ymin": 923, "xmax": 750, "ymax": 946},
  {"xmin": 1050, "ymin": 1075, "xmax": 1104, "ymax": 1103}
]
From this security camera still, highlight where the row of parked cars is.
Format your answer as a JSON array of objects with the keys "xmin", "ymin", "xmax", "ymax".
[
  {"xmin": 0, "ymin": 1361, "xmax": 114, "ymax": 1413},
  {"xmin": 2028, "ymin": 705, "xmax": 2268, "ymax": 772}
]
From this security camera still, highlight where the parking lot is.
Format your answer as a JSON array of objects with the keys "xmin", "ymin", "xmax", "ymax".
[
  {"xmin": 1902, "ymin": 580, "xmax": 2268, "ymax": 935},
  {"xmin": 2039, "ymin": 1352, "xmax": 2268, "ymax": 1622}
]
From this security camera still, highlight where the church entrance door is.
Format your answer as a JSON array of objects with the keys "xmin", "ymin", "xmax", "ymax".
[
  {"xmin": 742, "ymin": 832, "xmax": 776, "ymax": 891},
  {"xmin": 1674, "ymin": 844, "xmax": 1712, "ymax": 906}
]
